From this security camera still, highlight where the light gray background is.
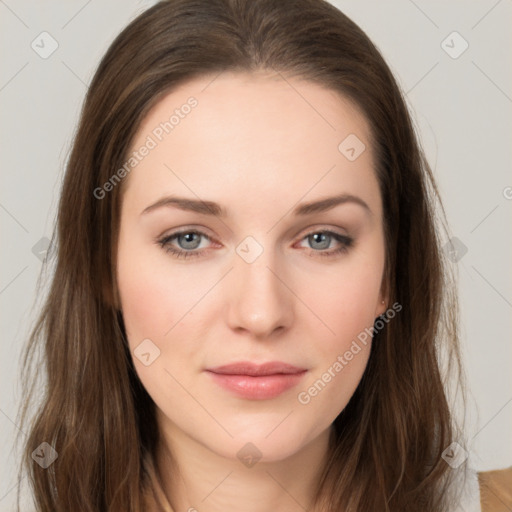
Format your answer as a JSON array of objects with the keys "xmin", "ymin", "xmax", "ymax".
[{"xmin": 1, "ymin": 0, "xmax": 511, "ymax": 509}]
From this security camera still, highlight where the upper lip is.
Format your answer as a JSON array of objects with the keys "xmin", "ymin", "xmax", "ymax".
[{"xmin": 206, "ymin": 361, "xmax": 307, "ymax": 376}]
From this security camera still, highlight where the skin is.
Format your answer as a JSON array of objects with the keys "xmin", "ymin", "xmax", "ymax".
[{"xmin": 116, "ymin": 70, "xmax": 388, "ymax": 512}]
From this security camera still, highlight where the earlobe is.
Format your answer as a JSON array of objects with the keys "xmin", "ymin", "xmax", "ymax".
[
  {"xmin": 375, "ymin": 299, "xmax": 386, "ymax": 321},
  {"xmin": 376, "ymin": 273, "xmax": 389, "ymax": 317}
]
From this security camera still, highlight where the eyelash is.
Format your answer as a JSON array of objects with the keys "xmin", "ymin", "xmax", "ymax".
[{"xmin": 157, "ymin": 228, "xmax": 354, "ymax": 260}]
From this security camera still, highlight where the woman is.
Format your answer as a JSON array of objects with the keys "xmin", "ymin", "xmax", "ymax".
[{"xmin": 16, "ymin": 0, "xmax": 511, "ymax": 510}]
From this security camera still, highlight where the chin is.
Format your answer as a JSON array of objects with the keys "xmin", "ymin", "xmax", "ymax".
[{"xmin": 209, "ymin": 416, "xmax": 328, "ymax": 464}]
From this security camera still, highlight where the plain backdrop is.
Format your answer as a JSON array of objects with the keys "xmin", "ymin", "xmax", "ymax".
[{"xmin": 1, "ymin": 0, "xmax": 511, "ymax": 509}]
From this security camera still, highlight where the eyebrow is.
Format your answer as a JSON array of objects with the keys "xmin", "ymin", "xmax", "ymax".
[{"xmin": 140, "ymin": 193, "xmax": 372, "ymax": 217}]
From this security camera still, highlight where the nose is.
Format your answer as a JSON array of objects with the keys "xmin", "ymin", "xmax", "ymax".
[{"xmin": 226, "ymin": 246, "xmax": 294, "ymax": 339}]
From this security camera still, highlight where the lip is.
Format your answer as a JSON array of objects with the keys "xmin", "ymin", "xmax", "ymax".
[{"xmin": 205, "ymin": 361, "xmax": 307, "ymax": 400}]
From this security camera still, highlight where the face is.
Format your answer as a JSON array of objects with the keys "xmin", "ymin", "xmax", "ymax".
[{"xmin": 116, "ymin": 71, "xmax": 387, "ymax": 463}]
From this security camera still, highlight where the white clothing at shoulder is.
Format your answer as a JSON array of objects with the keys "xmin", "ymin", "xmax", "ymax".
[{"xmin": 451, "ymin": 464, "xmax": 481, "ymax": 512}]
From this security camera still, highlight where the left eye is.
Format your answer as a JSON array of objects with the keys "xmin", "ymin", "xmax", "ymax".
[
  {"xmin": 157, "ymin": 229, "xmax": 353, "ymax": 260},
  {"xmin": 296, "ymin": 230, "xmax": 353, "ymax": 258}
]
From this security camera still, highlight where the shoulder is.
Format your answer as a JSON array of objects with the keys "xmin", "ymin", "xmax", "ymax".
[{"xmin": 478, "ymin": 466, "xmax": 512, "ymax": 512}]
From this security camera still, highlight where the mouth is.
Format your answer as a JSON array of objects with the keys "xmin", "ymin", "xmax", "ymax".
[{"xmin": 205, "ymin": 361, "xmax": 308, "ymax": 400}]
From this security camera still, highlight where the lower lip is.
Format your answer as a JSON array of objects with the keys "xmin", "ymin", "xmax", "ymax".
[{"xmin": 206, "ymin": 371, "xmax": 307, "ymax": 400}]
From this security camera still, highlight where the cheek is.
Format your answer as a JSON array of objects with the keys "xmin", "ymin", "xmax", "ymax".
[
  {"xmin": 295, "ymin": 276, "xmax": 378, "ymax": 421},
  {"xmin": 116, "ymin": 233, "xmax": 209, "ymax": 343},
  {"xmin": 116, "ymin": 236, "xmax": 201, "ymax": 404},
  {"xmin": 117, "ymin": 251, "xmax": 170, "ymax": 344},
  {"xmin": 294, "ymin": 247, "xmax": 384, "ymax": 414},
  {"xmin": 116, "ymin": 232, "xmax": 220, "ymax": 398},
  {"xmin": 306, "ymin": 260, "xmax": 384, "ymax": 354}
]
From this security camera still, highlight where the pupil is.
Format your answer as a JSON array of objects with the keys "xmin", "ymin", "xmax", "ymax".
[
  {"xmin": 311, "ymin": 233, "xmax": 329, "ymax": 250},
  {"xmin": 181, "ymin": 232, "xmax": 199, "ymax": 249}
]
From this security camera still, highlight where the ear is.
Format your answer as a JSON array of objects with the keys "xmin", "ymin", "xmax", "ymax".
[{"xmin": 375, "ymin": 273, "xmax": 389, "ymax": 318}]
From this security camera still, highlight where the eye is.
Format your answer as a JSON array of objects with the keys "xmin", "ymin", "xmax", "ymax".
[
  {"xmin": 157, "ymin": 228, "xmax": 354, "ymax": 260},
  {"xmin": 297, "ymin": 230, "xmax": 353, "ymax": 258},
  {"xmin": 157, "ymin": 229, "xmax": 213, "ymax": 260}
]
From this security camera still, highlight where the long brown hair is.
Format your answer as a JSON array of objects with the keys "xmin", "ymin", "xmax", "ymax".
[{"xmin": 16, "ymin": 0, "xmax": 468, "ymax": 510}]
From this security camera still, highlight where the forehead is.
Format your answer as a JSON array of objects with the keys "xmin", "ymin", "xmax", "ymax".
[
  {"xmin": 122, "ymin": 70, "xmax": 380, "ymax": 219},
  {"xmin": 131, "ymin": 70, "xmax": 373, "ymax": 154}
]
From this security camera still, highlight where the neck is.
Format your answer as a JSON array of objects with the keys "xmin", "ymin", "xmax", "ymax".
[{"xmin": 156, "ymin": 421, "xmax": 332, "ymax": 512}]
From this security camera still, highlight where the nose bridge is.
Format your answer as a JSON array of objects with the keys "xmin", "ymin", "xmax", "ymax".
[{"xmin": 227, "ymin": 238, "xmax": 293, "ymax": 337}]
